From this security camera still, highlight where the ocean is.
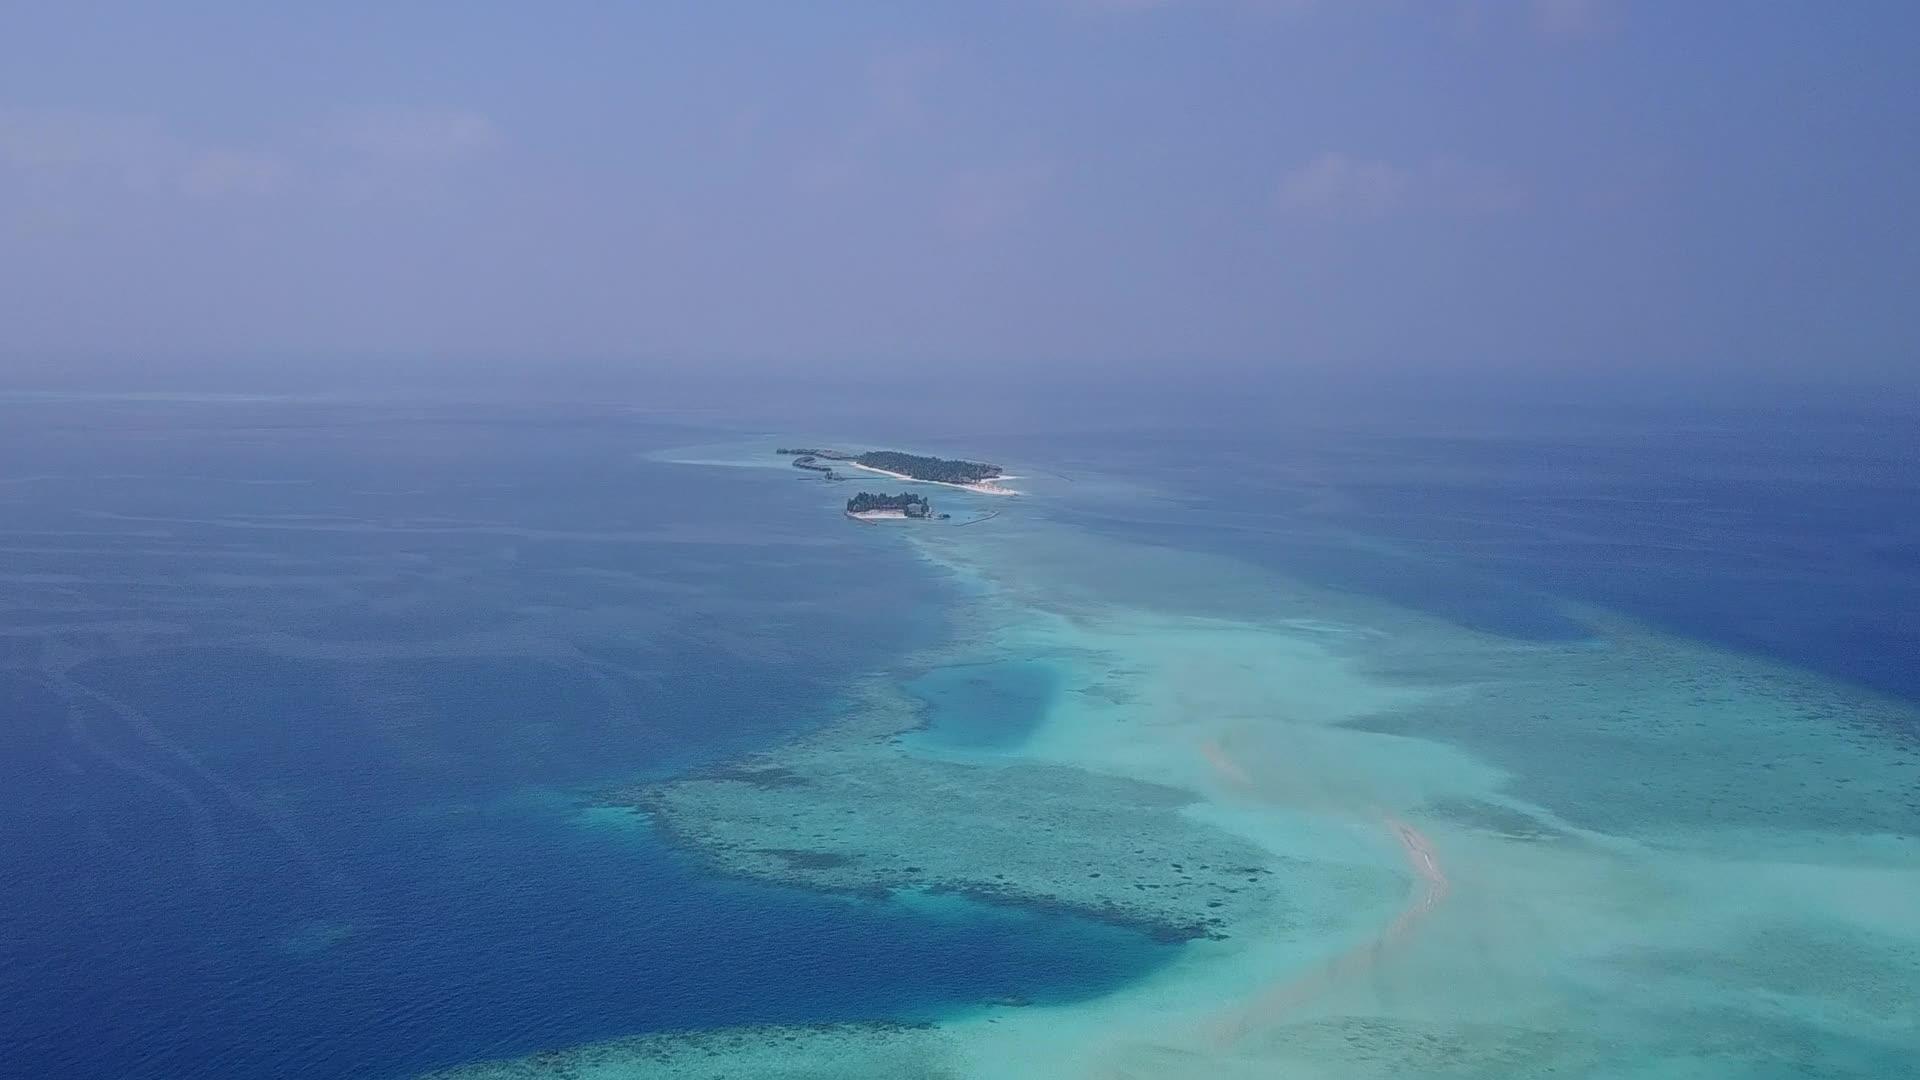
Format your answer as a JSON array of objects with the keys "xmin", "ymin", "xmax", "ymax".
[{"xmin": 3, "ymin": 384, "xmax": 1916, "ymax": 1077}]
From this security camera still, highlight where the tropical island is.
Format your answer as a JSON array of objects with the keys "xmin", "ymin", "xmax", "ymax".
[
  {"xmin": 777, "ymin": 448, "xmax": 1017, "ymax": 495},
  {"xmin": 853, "ymin": 450, "xmax": 1002, "ymax": 485},
  {"xmin": 845, "ymin": 492, "xmax": 941, "ymax": 520}
]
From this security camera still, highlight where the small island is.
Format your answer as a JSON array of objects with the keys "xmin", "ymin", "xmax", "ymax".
[
  {"xmin": 845, "ymin": 491, "xmax": 938, "ymax": 520},
  {"xmin": 852, "ymin": 451, "xmax": 1002, "ymax": 486},
  {"xmin": 779, "ymin": 447, "xmax": 1017, "ymax": 495}
]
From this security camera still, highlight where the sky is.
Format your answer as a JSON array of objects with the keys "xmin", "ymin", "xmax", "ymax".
[{"xmin": 1, "ymin": 1, "xmax": 1916, "ymax": 387}]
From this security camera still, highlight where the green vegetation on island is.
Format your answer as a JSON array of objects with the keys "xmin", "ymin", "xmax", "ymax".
[
  {"xmin": 851, "ymin": 450, "xmax": 1002, "ymax": 485},
  {"xmin": 777, "ymin": 446, "xmax": 1008, "ymax": 503},
  {"xmin": 846, "ymin": 491, "xmax": 934, "ymax": 518}
]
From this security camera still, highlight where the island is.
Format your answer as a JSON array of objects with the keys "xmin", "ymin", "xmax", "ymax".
[
  {"xmin": 845, "ymin": 491, "xmax": 938, "ymax": 520},
  {"xmin": 779, "ymin": 447, "xmax": 1017, "ymax": 495},
  {"xmin": 776, "ymin": 448, "xmax": 1000, "ymax": 522},
  {"xmin": 851, "ymin": 451, "xmax": 1001, "ymax": 486}
]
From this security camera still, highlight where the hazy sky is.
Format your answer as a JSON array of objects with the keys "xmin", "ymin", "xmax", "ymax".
[{"xmin": 2, "ymin": 2, "xmax": 1915, "ymax": 382}]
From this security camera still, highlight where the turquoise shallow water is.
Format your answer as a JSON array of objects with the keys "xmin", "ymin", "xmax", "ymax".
[{"xmin": 903, "ymin": 660, "xmax": 1058, "ymax": 750}]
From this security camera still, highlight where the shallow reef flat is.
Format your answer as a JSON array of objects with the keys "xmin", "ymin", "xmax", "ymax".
[
  {"xmin": 419, "ymin": 1021, "xmax": 958, "ymax": 1080},
  {"xmin": 1168, "ymin": 1006, "xmax": 1920, "ymax": 1079},
  {"xmin": 1347, "ymin": 610, "xmax": 1920, "ymax": 847},
  {"xmin": 613, "ymin": 680, "xmax": 1289, "ymax": 943}
]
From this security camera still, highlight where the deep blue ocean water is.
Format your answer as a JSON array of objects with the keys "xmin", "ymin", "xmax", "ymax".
[
  {"xmin": 5, "ymin": 385, "xmax": 1917, "ymax": 1078},
  {"xmin": 0, "ymin": 397, "xmax": 1166, "ymax": 1080}
]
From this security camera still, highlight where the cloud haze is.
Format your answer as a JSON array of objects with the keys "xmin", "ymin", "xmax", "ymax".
[
  {"xmin": 0, "ymin": 1, "xmax": 1914, "ymax": 384},
  {"xmin": 1275, "ymin": 153, "xmax": 1411, "ymax": 220}
]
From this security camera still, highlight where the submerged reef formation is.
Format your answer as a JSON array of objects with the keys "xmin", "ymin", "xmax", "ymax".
[
  {"xmin": 420, "ymin": 1021, "xmax": 959, "ymax": 1080},
  {"xmin": 606, "ymin": 685, "xmax": 1287, "ymax": 943}
]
